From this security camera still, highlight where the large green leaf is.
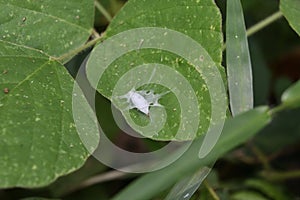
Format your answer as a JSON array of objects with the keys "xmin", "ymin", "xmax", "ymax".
[
  {"xmin": 280, "ymin": 0, "xmax": 300, "ymax": 36},
  {"xmin": 226, "ymin": 0, "xmax": 253, "ymax": 116},
  {"xmin": 0, "ymin": 0, "xmax": 94, "ymax": 188},
  {"xmin": 0, "ymin": 42, "xmax": 89, "ymax": 188},
  {"xmin": 112, "ymin": 107, "xmax": 271, "ymax": 200},
  {"xmin": 0, "ymin": 0, "xmax": 94, "ymax": 58},
  {"xmin": 106, "ymin": 0, "xmax": 223, "ymax": 64},
  {"xmin": 86, "ymin": 0, "xmax": 227, "ymax": 141}
]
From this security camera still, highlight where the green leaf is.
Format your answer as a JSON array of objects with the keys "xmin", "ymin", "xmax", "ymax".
[
  {"xmin": 245, "ymin": 179, "xmax": 289, "ymax": 200},
  {"xmin": 0, "ymin": 0, "xmax": 94, "ymax": 58},
  {"xmin": 87, "ymin": 0, "xmax": 227, "ymax": 141},
  {"xmin": 281, "ymin": 80, "xmax": 300, "ymax": 109},
  {"xmin": 231, "ymin": 191, "xmax": 269, "ymax": 200},
  {"xmin": 226, "ymin": 0, "xmax": 253, "ymax": 116},
  {"xmin": 106, "ymin": 0, "xmax": 223, "ymax": 64},
  {"xmin": 0, "ymin": 0, "xmax": 95, "ymax": 188},
  {"xmin": 280, "ymin": 0, "xmax": 300, "ymax": 36},
  {"xmin": 165, "ymin": 167, "xmax": 211, "ymax": 200},
  {"xmin": 0, "ymin": 43, "xmax": 90, "ymax": 188},
  {"xmin": 112, "ymin": 107, "xmax": 271, "ymax": 200}
]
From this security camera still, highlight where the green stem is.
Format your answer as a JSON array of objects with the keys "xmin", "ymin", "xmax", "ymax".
[
  {"xmin": 250, "ymin": 144, "xmax": 271, "ymax": 170},
  {"xmin": 261, "ymin": 169, "xmax": 300, "ymax": 181},
  {"xmin": 268, "ymin": 104, "xmax": 287, "ymax": 116},
  {"xmin": 246, "ymin": 11, "xmax": 283, "ymax": 37},
  {"xmin": 204, "ymin": 180, "xmax": 220, "ymax": 200},
  {"xmin": 54, "ymin": 34, "xmax": 105, "ymax": 62},
  {"xmin": 95, "ymin": 0, "xmax": 113, "ymax": 22},
  {"xmin": 223, "ymin": 11, "xmax": 283, "ymax": 51}
]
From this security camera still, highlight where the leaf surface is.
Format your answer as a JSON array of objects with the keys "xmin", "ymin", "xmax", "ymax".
[
  {"xmin": 281, "ymin": 0, "xmax": 300, "ymax": 36},
  {"xmin": 87, "ymin": 0, "xmax": 227, "ymax": 141},
  {"xmin": 226, "ymin": 0, "xmax": 253, "ymax": 116},
  {"xmin": 0, "ymin": 0, "xmax": 94, "ymax": 188},
  {"xmin": 0, "ymin": 0, "xmax": 94, "ymax": 58}
]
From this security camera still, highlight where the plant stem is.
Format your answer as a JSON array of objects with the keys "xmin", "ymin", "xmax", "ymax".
[
  {"xmin": 204, "ymin": 180, "xmax": 220, "ymax": 200},
  {"xmin": 246, "ymin": 11, "xmax": 283, "ymax": 37},
  {"xmin": 268, "ymin": 104, "xmax": 288, "ymax": 116},
  {"xmin": 249, "ymin": 143, "xmax": 271, "ymax": 170},
  {"xmin": 54, "ymin": 33, "xmax": 105, "ymax": 62},
  {"xmin": 223, "ymin": 11, "xmax": 283, "ymax": 51},
  {"xmin": 261, "ymin": 169, "xmax": 300, "ymax": 181},
  {"xmin": 95, "ymin": 0, "xmax": 113, "ymax": 22},
  {"xmin": 92, "ymin": 28, "xmax": 101, "ymax": 38}
]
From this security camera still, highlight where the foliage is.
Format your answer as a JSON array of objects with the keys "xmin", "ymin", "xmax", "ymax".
[{"xmin": 0, "ymin": 0, "xmax": 300, "ymax": 199}]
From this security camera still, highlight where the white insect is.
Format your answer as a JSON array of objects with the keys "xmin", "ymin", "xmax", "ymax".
[
  {"xmin": 120, "ymin": 89, "xmax": 167, "ymax": 115},
  {"xmin": 117, "ymin": 68, "xmax": 168, "ymax": 116}
]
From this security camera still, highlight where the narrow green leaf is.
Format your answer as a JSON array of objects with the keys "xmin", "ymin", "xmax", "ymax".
[
  {"xmin": 245, "ymin": 179, "xmax": 289, "ymax": 200},
  {"xmin": 164, "ymin": 167, "xmax": 211, "ymax": 200},
  {"xmin": 231, "ymin": 191, "xmax": 269, "ymax": 200},
  {"xmin": 280, "ymin": 0, "xmax": 300, "ymax": 36},
  {"xmin": 226, "ymin": 0, "xmax": 253, "ymax": 116},
  {"xmin": 112, "ymin": 107, "xmax": 271, "ymax": 200},
  {"xmin": 0, "ymin": 0, "xmax": 94, "ymax": 57},
  {"xmin": 281, "ymin": 80, "xmax": 300, "ymax": 109}
]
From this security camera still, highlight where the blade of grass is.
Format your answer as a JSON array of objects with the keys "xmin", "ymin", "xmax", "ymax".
[{"xmin": 226, "ymin": 0, "xmax": 253, "ymax": 116}]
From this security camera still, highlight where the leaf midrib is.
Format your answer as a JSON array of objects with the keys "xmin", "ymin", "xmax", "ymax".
[{"xmin": 0, "ymin": 60, "xmax": 50, "ymax": 102}]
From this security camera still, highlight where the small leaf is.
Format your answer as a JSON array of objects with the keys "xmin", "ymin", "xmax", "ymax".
[
  {"xmin": 165, "ymin": 167, "xmax": 211, "ymax": 200},
  {"xmin": 226, "ymin": 0, "xmax": 253, "ymax": 116},
  {"xmin": 280, "ymin": 0, "xmax": 300, "ymax": 36},
  {"xmin": 281, "ymin": 80, "xmax": 300, "ymax": 109}
]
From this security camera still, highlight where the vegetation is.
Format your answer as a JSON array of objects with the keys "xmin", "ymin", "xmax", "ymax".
[{"xmin": 0, "ymin": 0, "xmax": 300, "ymax": 199}]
